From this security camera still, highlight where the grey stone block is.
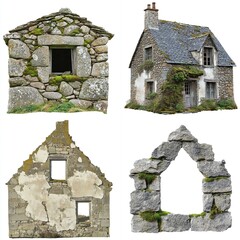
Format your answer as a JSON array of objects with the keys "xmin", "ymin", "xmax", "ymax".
[
  {"xmin": 168, "ymin": 125, "xmax": 197, "ymax": 142},
  {"xmin": 203, "ymin": 194, "xmax": 213, "ymax": 212},
  {"xmin": 38, "ymin": 35, "xmax": 84, "ymax": 46},
  {"xmin": 198, "ymin": 161, "xmax": 230, "ymax": 177},
  {"xmin": 214, "ymin": 194, "xmax": 231, "ymax": 211},
  {"xmin": 203, "ymin": 178, "xmax": 232, "ymax": 193},
  {"xmin": 8, "ymin": 39, "xmax": 30, "ymax": 59},
  {"xmin": 132, "ymin": 215, "xmax": 158, "ymax": 233},
  {"xmin": 9, "ymin": 58, "xmax": 26, "ymax": 77},
  {"xmin": 76, "ymin": 46, "xmax": 91, "ymax": 77},
  {"xmin": 31, "ymin": 46, "xmax": 49, "ymax": 67}
]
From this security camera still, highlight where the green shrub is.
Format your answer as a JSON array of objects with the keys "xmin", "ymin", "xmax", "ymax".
[
  {"xmin": 125, "ymin": 101, "xmax": 143, "ymax": 110},
  {"xmin": 138, "ymin": 173, "xmax": 156, "ymax": 185},
  {"xmin": 140, "ymin": 211, "xmax": 171, "ymax": 222},
  {"xmin": 198, "ymin": 99, "xmax": 218, "ymax": 111},
  {"xmin": 138, "ymin": 60, "xmax": 155, "ymax": 74},
  {"xmin": 217, "ymin": 98, "xmax": 237, "ymax": 109}
]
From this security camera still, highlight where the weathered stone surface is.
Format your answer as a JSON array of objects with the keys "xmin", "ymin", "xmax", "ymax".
[
  {"xmin": 59, "ymin": 81, "xmax": 73, "ymax": 96},
  {"xmin": 8, "ymin": 39, "xmax": 30, "ymax": 59},
  {"xmin": 30, "ymin": 82, "xmax": 45, "ymax": 90},
  {"xmin": 80, "ymin": 25, "xmax": 90, "ymax": 34},
  {"xmin": 92, "ymin": 37, "xmax": 109, "ymax": 47},
  {"xmin": 51, "ymin": 27, "xmax": 62, "ymax": 35},
  {"xmin": 161, "ymin": 214, "xmax": 191, "ymax": 232},
  {"xmin": 84, "ymin": 34, "xmax": 95, "ymax": 43},
  {"xmin": 63, "ymin": 25, "xmax": 80, "ymax": 35},
  {"xmin": 79, "ymin": 78, "xmax": 108, "ymax": 100},
  {"xmin": 214, "ymin": 194, "xmax": 231, "ymax": 211},
  {"xmin": 152, "ymin": 141, "xmax": 182, "ymax": 161},
  {"xmin": 9, "ymin": 77, "xmax": 28, "ymax": 87},
  {"xmin": 63, "ymin": 17, "xmax": 73, "ymax": 23},
  {"xmin": 42, "ymin": 92, "xmax": 62, "ymax": 100},
  {"xmin": 37, "ymin": 67, "xmax": 49, "ymax": 83},
  {"xmin": 149, "ymin": 175, "xmax": 160, "ymax": 191},
  {"xmin": 25, "ymin": 75, "xmax": 38, "ymax": 82},
  {"xmin": 8, "ymin": 87, "xmax": 44, "ymax": 111},
  {"xmin": 198, "ymin": 161, "xmax": 230, "ymax": 177},
  {"xmin": 38, "ymin": 35, "xmax": 84, "ymax": 46},
  {"xmin": 46, "ymin": 85, "xmax": 58, "ymax": 92},
  {"xmin": 69, "ymin": 99, "xmax": 92, "ymax": 109},
  {"xmin": 130, "ymin": 191, "xmax": 160, "ymax": 214},
  {"xmin": 130, "ymin": 158, "xmax": 170, "ymax": 174},
  {"xmin": 203, "ymin": 194, "xmax": 213, "ymax": 212},
  {"xmin": 31, "ymin": 46, "xmax": 49, "ymax": 67},
  {"xmin": 168, "ymin": 125, "xmax": 197, "ymax": 142},
  {"xmin": 132, "ymin": 215, "xmax": 158, "ymax": 233},
  {"xmin": 93, "ymin": 101, "xmax": 108, "ymax": 113},
  {"xmin": 94, "ymin": 45, "xmax": 108, "ymax": 54},
  {"xmin": 96, "ymin": 53, "xmax": 108, "ymax": 62},
  {"xmin": 202, "ymin": 178, "xmax": 232, "ymax": 193},
  {"xmin": 91, "ymin": 62, "xmax": 109, "ymax": 77},
  {"xmin": 9, "ymin": 58, "xmax": 26, "ymax": 77},
  {"xmin": 69, "ymin": 81, "xmax": 81, "ymax": 90},
  {"xmin": 191, "ymin": 212, "xmax": 232, "ymax": 231},
  {"xmin": 57, "ymin": 21, "xmax": 68, "ymax": 27},
  {"xmin": 132, "ymin": 175, "xmax": 147, "ymax": 190},
  {"xmin": 76, "ymin": 46, "xmax": 91, "ymax": 77}
]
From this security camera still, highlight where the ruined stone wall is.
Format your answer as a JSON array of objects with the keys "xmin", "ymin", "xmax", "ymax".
[
  {"xmin": 130, "ymin": 126, "xmax": 232, "ymax": 232},
  {"xmin": 130, "ymin": 30, "xmax": 170, "ymax": 105},
  {"xmin": 4, "ymin": 9, "xmax": 113, "ymax": 112},
  {"xmin": 216, "ymin": 67, "xmax": 234, "ymax": 99},
  {"xmin": 7, "ymin": 121, "xmax": 111, "ymax": 237}
]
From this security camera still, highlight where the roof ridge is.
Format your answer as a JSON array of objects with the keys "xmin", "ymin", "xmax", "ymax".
[{"xmin": 159, "ymin": 19, "xmax": 209, "ymax": 29}]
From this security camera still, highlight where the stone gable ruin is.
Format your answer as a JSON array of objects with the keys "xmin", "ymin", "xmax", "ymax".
[
  {"xmin": 130, "ymin": 125, "xmax": 232, "ymax": 232},
  {"xmin": 7, "ymin": 120, "xmax": 112, "ymax": 237},
  {"xmin": 4, "ymin": 8, "xmax": 113, "ymax": 113}
]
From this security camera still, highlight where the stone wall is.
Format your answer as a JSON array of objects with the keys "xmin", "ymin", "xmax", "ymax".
[
  {"xmin": 7, "ymin": 121, "xmax": 112, "ymax": 237},
  {"xmin": 130, "ymin": 125, "xmax": 232, "ymax": 232},
  {"xmin": 4, "ymin": 8, "xmax": 113, "ymax": 113}
]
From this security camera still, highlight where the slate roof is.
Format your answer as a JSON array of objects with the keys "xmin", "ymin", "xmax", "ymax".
[{"xmin": 130, "ymin": 20, "xmax": 235, "ymax": 67}]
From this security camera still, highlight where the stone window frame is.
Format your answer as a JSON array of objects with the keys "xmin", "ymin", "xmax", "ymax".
[
  {"xmin": 73, "ymin": 197, "xmax": 92, "ymax": 226},
  {"xmin": 50, "ymin": 46, "xmax": 76, "ymax": 75},
  {"xmin": 203, "ymin": 47, "xmax": 214, "ymax": 66},
  {"xmin": 144, "ymin": 45, "xmax": 153, "ymax": 61},
  {"xmin": 49, "ymin": 156, "xmax": 67, "ymax": 181},
  {"xmin": 130, "ymin": 126, "xmax": 232, "ymax": 232}
]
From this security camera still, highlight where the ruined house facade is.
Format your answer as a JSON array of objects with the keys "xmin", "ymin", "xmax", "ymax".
[
  {"xmin": 7, "ymin": 121, "xmax": 112, "ymax": 237},
  {"xmin": 4, "ymin": 8, "xmax": 113, "ymax": 113},
  {"xmin": 129, "ymin": 3, "xmax": 235, "ymax": 109},
  {"xmin": 130, "ymin": 126, "xmax": 232, "ymax": 232}
]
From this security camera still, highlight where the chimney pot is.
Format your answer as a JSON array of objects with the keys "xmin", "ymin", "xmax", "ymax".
[
  {"xmin": 152, "ymin": 2, "xmax": 156, "ymax": 10},
  {"xmin": 147, "ymin": 4, "xmax": 151, "ymax": 9}
]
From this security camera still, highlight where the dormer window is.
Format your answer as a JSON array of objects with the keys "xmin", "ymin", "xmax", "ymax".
[
  {"xmin": 203, "ymin": 47, "xmax": 213, "ymax": 66},
  {"xmin": 144, "ymin": 46, "xmax": 152, "ymax": 61}
]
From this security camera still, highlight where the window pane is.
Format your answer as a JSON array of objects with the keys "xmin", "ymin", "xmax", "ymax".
[
  {"xmin": 51, "ymin": 160, "xmax": 66, "ymax": 180},
  {"xmin": 145, "ymin": 47, "xmax": 152, "ymax": 60},
  {"xmin": 52, "ymin": 49, "xmax": 72, "ymax": 73}
]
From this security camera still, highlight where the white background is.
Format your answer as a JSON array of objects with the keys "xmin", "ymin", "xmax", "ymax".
[{"xmin": 0, "ymin": 0, "xmax": 240, "ymax": 239}]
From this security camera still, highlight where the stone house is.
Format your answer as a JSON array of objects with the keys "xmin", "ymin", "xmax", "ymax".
[
  {"xmin": 130, "ymin": 125, "xmax": 232, "ymax": 232},
  {"xmin": 7, "ymin": 120, "xmax": 112, "ymax": 237},
  {"xmin": 4, "ymin": 8, "xmax": 113, "ymax": 113},
  {"xmin": 129, "ymin": 2, "xmax": 235, "ymax": 109}
]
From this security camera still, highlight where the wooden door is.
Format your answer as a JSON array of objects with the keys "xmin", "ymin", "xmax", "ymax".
[{"xmin": 184, "ymin": 81, "xmax": 197, "ymax": 108}]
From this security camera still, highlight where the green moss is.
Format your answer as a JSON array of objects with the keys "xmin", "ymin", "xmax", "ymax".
[
  {"xmin": 189, "ymin": 212, "xmax": 206, "ymax": 218},
  {"xmin": 71, "ymin": 29, "xmax": 81, "ymax": 35},
  {"xmin": 125, "ymin": 101, "xmax": 143, "ymax": 110},
  {"xmin": 146, "ymin": 92, "xmax": 157, "ymax": 100},
  {"xmin": 191, "ymin": 32, "xmax": 209, "ymax": 39},
  {"xmin": 209, "ymin": 203, "xmax": 223, "ymax": 219},
  {"xmin": 21, "ymin": 157, "xmax": 33, "ymax": 173},
  {"xmin": 138, "ymin": 173, "xmax": 156, "ymax": 185},
  {"xmin": 49, "ymin": 75, "xmax": 88, "ymax": 85},
  {"xmin": 138, "ymin": 60, "xmax": 155, "ymax": 74},
  {"xmin": 30, "ymin": 28, "xmax": 44, "ymax": 36},
  {"xmin": 203, "ymin": 176, "xmax": 229, "ymax": 183},
  {"xmin": 24, "ymin": 65, "xmax": 38, "ymax": 77},
  {"xmin": 140, "ymin": 211, "xmax": 171, "ymax": 222}
]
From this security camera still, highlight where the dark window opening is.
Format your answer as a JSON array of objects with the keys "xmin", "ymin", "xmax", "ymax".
[
  {"xmin": 203, "ymin": 47, "xmax": 213, "ymax": 66},
  {"xmin": 206, "ymin": 82, "xmax": 216, "ymax": 99},
  {"xmin": 52, "ymin": 49, "xmax": 72, "ymax": 73},
  {"xmin": 76, "ymin": 202, "xmax": 90, "ymax": 223},
  {"xmin": 185, "ymin": 82, "xmax": 191, "ymax": 95},
  {"xmin": 144, "ymin": 47, "xmax": 152, "ymax": 61},
  {"xmin": 146, "ymin": 81, "xmax": 154, "ymax": 95}
]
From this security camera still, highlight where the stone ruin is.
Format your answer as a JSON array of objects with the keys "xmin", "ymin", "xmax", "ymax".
[
  {"xmin": 130, "ymin": 125, "xmax": 232, "ymax": 232},
  {"xmin": 4, "ymin": 8, "xmax": 113, "ymax": 113},
  {"xmin": 7, "ymin": 120, "xmax": 112, "ymax": 237}
]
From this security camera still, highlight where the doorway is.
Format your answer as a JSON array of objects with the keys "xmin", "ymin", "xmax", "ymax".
[{"xmin": 184, "ymin": 81, "xmax": 197, "ymax": 108}]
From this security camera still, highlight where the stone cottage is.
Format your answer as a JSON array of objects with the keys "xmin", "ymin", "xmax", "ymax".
[
  {"xmin": 7, "ymin": 120, "xmax": 112, "ymax": 237},
  {"xmin": 129, "ymin": 2, "xmax": 236, "ymax": 111},
  {"xmin": 130, "ymin": 125, "xmax": 232, "ymax": 232},
  {"xmin": 4, "ymin": 8, "xmax": 113, "ymax": 113}
]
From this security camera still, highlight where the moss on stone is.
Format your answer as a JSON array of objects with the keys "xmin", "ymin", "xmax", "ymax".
[
  {"xmin": 138, "ymin": 60, "xmax": 155, "ymax": 74},
  {"xmin": 30, "ymin": 28, "xmax": 44, "ymax": 35},
  {"xmin": 189, "ymin": 212, "xmax": 206, "ymax": 218},
  {"xmin": 140, "ymin": 210, "xmax": 170, "ymax": 222},
  {"xmin": 209, "ymin": 203, "xmax": 223, "ymax": 219},
  {"xmin": 49, "ymin": 75, "xmax": 88, "ymax": 85},
  {"xmin": 203, "ymin": 176, "xmax": 229, "ymax": 183},
  {"xmin": 138, "ymin": 172, "xmax": 156, "ymax": 185},
  {"xmin": 24, "ymin": 65, "xmax": 38, "ymax": 77},
  {"xmin": 21, "ymin": 157, "xmax": 33, "ymax": 173}
]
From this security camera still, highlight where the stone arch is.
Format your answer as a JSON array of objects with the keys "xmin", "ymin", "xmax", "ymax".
[{"xmin": 130, "ymin": 125, "xmax": 232, "ymax": 232}]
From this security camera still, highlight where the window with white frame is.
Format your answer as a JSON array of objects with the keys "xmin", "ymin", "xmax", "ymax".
[
  {"xmin": 203, "ymin": 47, "xmax": 213, "ymax": 66},
  {"xmin": 51, "ymin": 48, "xmax": 73, "ymax": 74},
  {"xmin": 206, "ymin": 82, "xmax": 217, "ymax": 99},
  {"xmin": 50, "ymin": 159, "xmax": 67, "ymax": 180}
]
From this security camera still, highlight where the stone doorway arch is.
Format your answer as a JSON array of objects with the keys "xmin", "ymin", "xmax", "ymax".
[{"xmin": 130, "ymin": 125, "xmax": 232, "ymax": 232}]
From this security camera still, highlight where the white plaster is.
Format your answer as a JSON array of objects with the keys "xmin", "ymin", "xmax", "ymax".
[
  {"xmin": 33, "ymin": 145, "xmax": 49, "ymax": 163},
  {"xmin": 204, "ymin": 68, "xmax": 214, "ymax": 80},
  {"xmin": 68, "ymin": 170, "xmax": 103, "ymax": 199},
  {"xmin": 70, "ymin": 143, "xmax": 76, "ymax": 148},
  {"xmin": 46, "ymin": 194, "xmax": 76, "ymax": 231},
  {"xmin": 191, "ymin": 51, "xmax": 200, "ymax": 63},
  {"xmin": 78, "ymin": 156, "xmax": 83, "ymax": 162},
  {"xmin": 198, "ymin": 76, "xmax": 206, "ymax": 101},
  {"xmin": 134, "ymin": 71, "xmax": 148, "ymax": 104},
  {"xmin": 14, "ymin": 172, "xmax": 50, "ymax": 221}
]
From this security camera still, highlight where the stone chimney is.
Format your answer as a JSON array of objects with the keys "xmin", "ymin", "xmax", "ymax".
[{"xmin": 144, "ymin": 2, "xmax": 159, "ymax": 30}]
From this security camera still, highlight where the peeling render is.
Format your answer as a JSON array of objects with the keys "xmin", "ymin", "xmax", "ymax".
[{"xmin": 7, "ymin": 120, "xmax": 112, "ymax": 238}]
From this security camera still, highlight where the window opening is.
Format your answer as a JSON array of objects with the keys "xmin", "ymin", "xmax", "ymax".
[
  {"xmin": 161, "ymin": 148, "xmax": 203, "ymax": 214},
  {"xmin": 51, "ymin": 48, "xmax": 72, "ymax": 73},
  {"xmin": 144, "ymin": 47, "xmax": 152, "ymax": 61},
  {"xmin": 203, "ymin": 47, "xmax": 213, "ymax": 66},
  {"xmin": 146, "ymin": 81, "xmax": 154, "ymax": 95},
  {"xmin": 206, "ymin": 82, "xmax": 216, "ymax": 99},
  {"xmin": 185, "ymin": 82, "xmax": 190, "ymax": 95},
  {"xmin": 76, "ymin": 202, "xmax": 90, "ymax": 223},
  {"xmin": 50, "ymin": 159, "xmax": 66, "ymax": 180}
]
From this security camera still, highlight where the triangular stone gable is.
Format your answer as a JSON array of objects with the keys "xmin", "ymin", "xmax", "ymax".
[
  {"xmin": 7, "ymin": 120, "xmax": 111, "ymax": 238},
  {"xmin": 130, "ymin": 125, "xmax": 232, "ymax": 232}
]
